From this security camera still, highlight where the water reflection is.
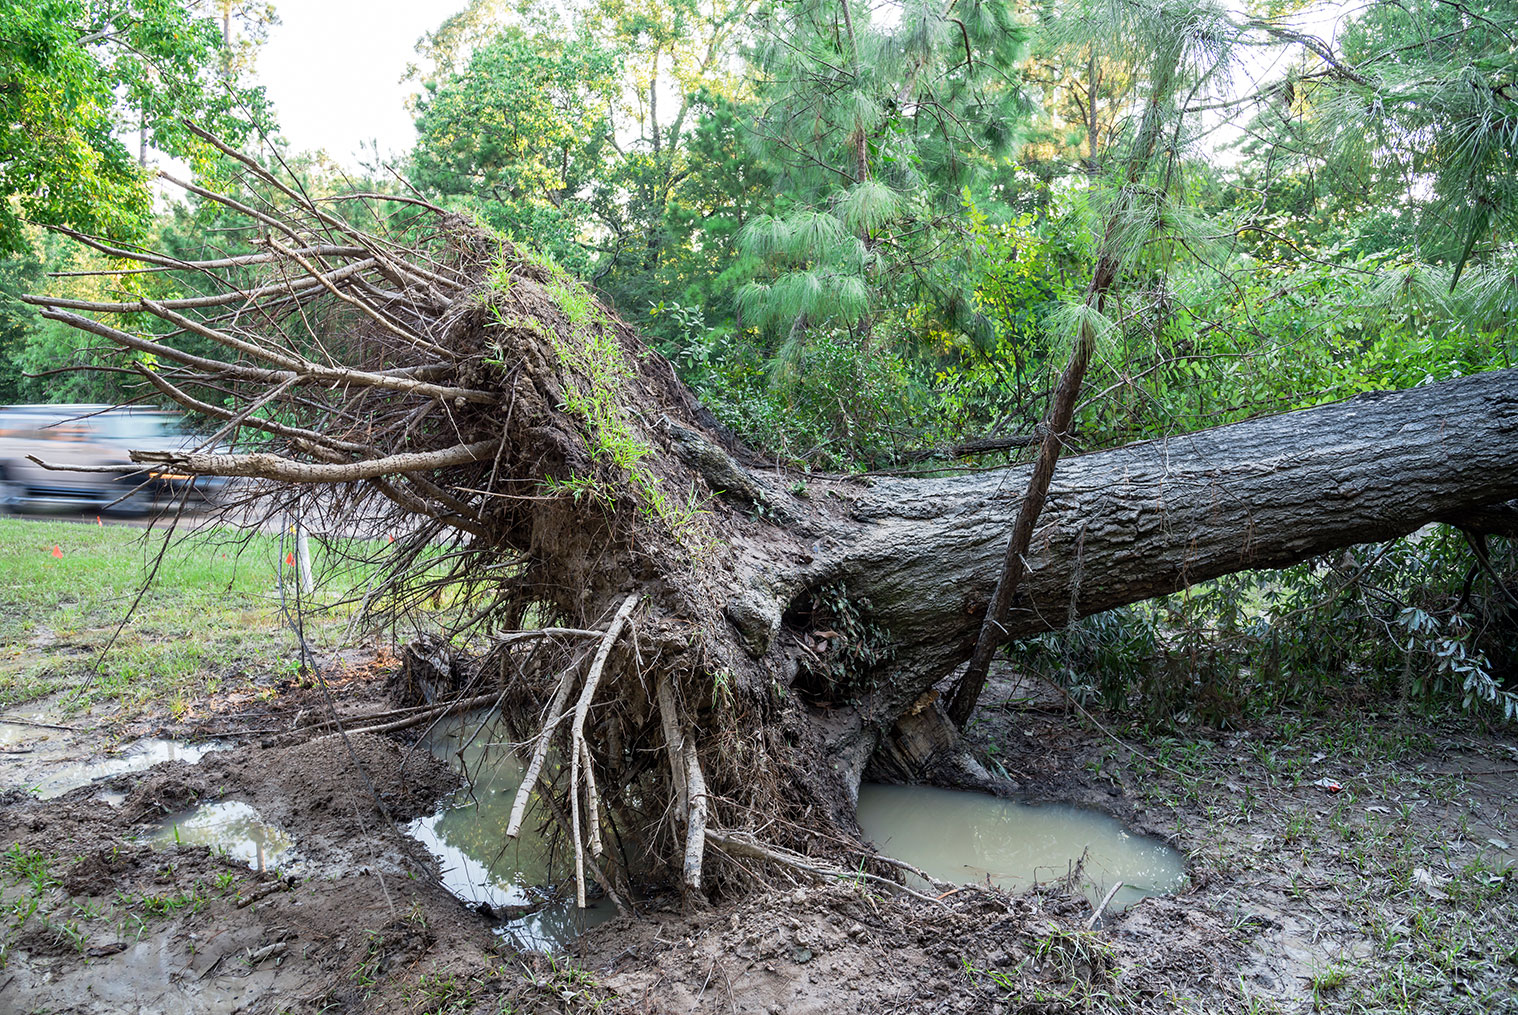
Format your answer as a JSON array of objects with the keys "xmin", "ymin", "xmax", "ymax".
[
  {"xmin": 406, "ymin": 713, "xmax": 617, "ymax": 951},
  {"xmin": 856, "ymin": 784, "xmax": 1185, "ymax": 912},
  {"xmin": 151, "ymin": 800, "xmax": 296, "ymax": 872},
  {"xmin": 35, "ymin": 738, "xmax": 228, "ymax": 799}
]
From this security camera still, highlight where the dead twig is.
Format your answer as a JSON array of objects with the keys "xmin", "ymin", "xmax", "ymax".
[
  {"xmin": 0, "ymin": 716, "xmax": 85, "ymax": 732},
  {"xmin": 703, "ymin": 830, "xmax": 950, "ymax": 910},
  {"xmin": 342, "ymin": 692, "xmax": 505, "ymax": 737},
  {"xmin": 1086, "ymin": 880, "xmax": 1125, "ymax": 929},
  {"xmin": 235, "ymin": 881, "xmax": 288, "ymax": 909}
]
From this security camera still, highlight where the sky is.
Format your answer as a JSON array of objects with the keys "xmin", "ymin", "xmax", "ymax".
[
  {"xmin": 252, "ymin": 0, "xmax": 470, "ymax": 170},
  {"xmin": 246, "ymin": 0, "xmax": 1354, "ymax": 171}
]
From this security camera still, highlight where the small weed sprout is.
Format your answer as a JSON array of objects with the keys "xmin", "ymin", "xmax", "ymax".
[{"xmin": 488, "ymin": 249, "xmax": 709, "ymax": 548}]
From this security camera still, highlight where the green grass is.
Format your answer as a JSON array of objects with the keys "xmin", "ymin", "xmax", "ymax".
[
  {"xmin": 0, "ymin": 518, "xmax": 350, "ymax": 715},
  {"xmin": 0, "ymin": 845, "xmax": 251, "ymax": 968},
  {"xmin": 1114, "ymin": 710, "xmax": 1518, "ymax": 1013}
]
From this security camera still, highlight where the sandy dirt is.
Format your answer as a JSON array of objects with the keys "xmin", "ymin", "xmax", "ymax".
[{"xmin": 1, "ymin": 665, "xmax": 1514, "ymax": 1014}]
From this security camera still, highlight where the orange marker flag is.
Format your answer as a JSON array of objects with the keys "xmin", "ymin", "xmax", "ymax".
[
  {"xmin": 285, "ymin": 551, "xmax": 296, "ymax": 566},
  {"xmin": 96, "ymin": 516, "xmax": 102, "ymax": 526},
  {"xmin": 51, "ymin": 545, "xmax": 63, "ymax": 559}
]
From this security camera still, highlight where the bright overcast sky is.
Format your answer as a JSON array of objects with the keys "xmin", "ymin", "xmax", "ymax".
[
  {"xmin": 249, "ymin": 0, "xmax": 1353, "ymax": 171},
  {"xmin": 253, "ymin": 0, "xmax": 469, "ymax": 169}
]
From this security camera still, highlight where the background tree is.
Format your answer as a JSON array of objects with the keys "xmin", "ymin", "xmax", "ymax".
[
  {"xmin": 737, "ymin": 0, "xmax": 1030, "ymax": 370},
  {"xmin": 0, "ymin": 0, "xmax": 272, "ymax": 253},
  {"xmin": 0, "ymin": 0, "xmax": 278, "ymax": 403},
  {"xmin": 408, "ymin": 0, "xmax": 758, "ymax": 303},
  {"xmin": 411, "ymin": 28, "xmax": 621, "ymax": 277}
]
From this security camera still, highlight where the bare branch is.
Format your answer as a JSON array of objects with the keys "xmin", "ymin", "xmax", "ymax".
[{"xmin": 129, "ymin": 440, "xmax": 502, "ymax": 483}]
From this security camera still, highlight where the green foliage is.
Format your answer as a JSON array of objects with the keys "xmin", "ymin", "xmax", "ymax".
[
  {"xmin": 680, "ymin": 324, "xmax": 926, "ymax": 468},
  {"xmin": 631, "ymin": 89, "xmax": 772, "ymax": 344},
  {"xmin": 1, "ymin": 227, "xmax": 158, "ymax": 403},
  {"xmin": 0, "ymin": 0, "xmax": 271, "ymax": 253},
  {"xmin": 1320, "ymin": 0, "xmax": 1515, "ymax": 281},
  {"xmin": 789, "ymin": 581, "xmax": 894, "ymax": 699},
  {"xmin": 0, "ymin": 245, "xmax": 47, "ymax": 402},
  {"xmin": 411, "ymin": 0, "xmax": 761, "ymax": 317},
  {"xmin": 412, "ymin": 28, "xmax": 620, "ymax": 275},
  {"xmin": 1013, "ymin": 529, "xmax": 1518, "ymax": 725},
  {"xmin": 739, "ymin": 0, "xmax": 1030, "ymax": 365}
]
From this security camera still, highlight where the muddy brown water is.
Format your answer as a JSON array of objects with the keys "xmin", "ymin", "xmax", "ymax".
[
  {"xmin": 33, "ymin": 710, "xmax": 1182, "ymax": 954},
  {"xmin": 404, "ymin": 712, "xmax": 619, "ymax": 950},
  {"xmin": 127, "ymin": 717, "xmax": 613, "ymax": 949},
  {"xmin": 856, "ymin": 783, "xmax": 1186, "ymax": 911},
  {"xmin": 405, "ymin": 714, "xmax": 1185, "ymax": 948}
]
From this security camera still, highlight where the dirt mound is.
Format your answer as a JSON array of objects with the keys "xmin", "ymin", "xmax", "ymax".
[
  {"xmin": 0, "ymin": 724, "xmax": 489, "ymax": 1015},
  {"xmin": 119, "ymin": 761, "xmax": 217, "ymax": 822},
  {"xmin": 257, "ymin": 731, "xmax": 458, "ymax": 823},
  {"xmin": 573, "ymin": 878, "xmax": 1228, "ymax": 1015}
]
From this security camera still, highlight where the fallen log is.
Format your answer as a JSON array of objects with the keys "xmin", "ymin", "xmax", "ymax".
[{"xmin": 27, "ymin": 159, "xmax": 1518, "ymax": 898}]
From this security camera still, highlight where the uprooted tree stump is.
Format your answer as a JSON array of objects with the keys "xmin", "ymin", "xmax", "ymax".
[{"xmin": 25, "ymin": 136, "xmax": 1518, "ymax": 909}]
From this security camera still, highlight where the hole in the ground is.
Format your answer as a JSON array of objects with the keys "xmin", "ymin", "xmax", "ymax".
[
  {"xmin": 402, "ymin": 711, "xmax": 618, "ymax": 952},
  {"xmin": 857, "ymin": 784, "xmax": 1185, "ymax": 915}
]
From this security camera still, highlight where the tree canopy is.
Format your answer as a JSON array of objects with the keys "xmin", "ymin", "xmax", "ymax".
[{"xmin": 0, "ymin": 0, "xmax": 272, "ymax": 253}]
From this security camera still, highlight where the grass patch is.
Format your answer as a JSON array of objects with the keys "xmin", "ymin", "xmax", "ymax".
[
  {"xmin": 0, "ymin": 518, "xmax": 354, "ymax": 715},
  {"xmin": 1117, "ymin": 709, "xmax": 1517, "ymax": 1012},
  {"xmin": 0, "ymin": 845, "xmax": 249, "ymax": 968}
]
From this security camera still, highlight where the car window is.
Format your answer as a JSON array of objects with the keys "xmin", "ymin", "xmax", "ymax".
[{"xmin": 99, "ymin": 414, "xmax": 189, "ymax": 442}]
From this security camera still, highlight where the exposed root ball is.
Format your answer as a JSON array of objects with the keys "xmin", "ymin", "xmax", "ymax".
[{"xmin": 24, "ymin": 138, "xmax": 871, "ymax": 903}]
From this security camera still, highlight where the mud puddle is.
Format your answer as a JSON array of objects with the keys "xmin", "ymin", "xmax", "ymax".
[
  {"xmin": 2, "ymin": 692, "xmax": 232, "ymax": 800},
  {"xmin": 150, "ymin": 800, "xmax": 300, "ymax": 873},
  {"xmin": 29, "ymin": 736, "xmax": 229, "ymax": 799},
  {"xmin": 404, "ymin": 712, "xmax": 618, "ymax": 950},
  {"xmin": 857, "ymin": 783, "xmax": 1185, "ymax": 911}
]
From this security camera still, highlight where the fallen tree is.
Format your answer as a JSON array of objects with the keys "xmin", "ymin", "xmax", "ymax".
[{"xmin": 26, "ymin": 147, "xmax": 1518, "ymax": 904}]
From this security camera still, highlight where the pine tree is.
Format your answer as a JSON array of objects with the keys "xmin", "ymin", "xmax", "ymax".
[{"xmin": 738, "ymin": 0, "xmax": 1030, "ymax": 377}]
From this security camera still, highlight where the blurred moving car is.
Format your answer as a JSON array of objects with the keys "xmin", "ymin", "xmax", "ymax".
[{"xmin": 0, "ymin": 405, "xmax": 224, "ymax": 514}]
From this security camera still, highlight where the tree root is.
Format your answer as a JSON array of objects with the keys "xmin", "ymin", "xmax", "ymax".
[
  {"xmin": 505, "ymin": 593, "xmax": 640, "ymax": 909},
  {"xmin": 702, "ymin": 830, "xmax": 952, "ymax": 909}
]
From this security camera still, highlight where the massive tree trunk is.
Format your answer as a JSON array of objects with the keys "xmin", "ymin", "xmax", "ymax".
[
  {"xmin": 700, "ymin": 367, "xmax": 1518, "ymax": 794},
  {"xmin": 26, "ymin": 151, "xmax": 1518, "ymax": 901}
]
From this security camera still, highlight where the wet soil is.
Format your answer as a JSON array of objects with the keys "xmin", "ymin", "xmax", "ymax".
[{"xmin": 1, "ymin": 665, "xmax": 1514, "ymax": 1014}]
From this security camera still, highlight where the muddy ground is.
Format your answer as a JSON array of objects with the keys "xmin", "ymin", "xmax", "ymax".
[{"xmin": 1, "ymin": 662, "xmax": 1514, "ymax": 1015}]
